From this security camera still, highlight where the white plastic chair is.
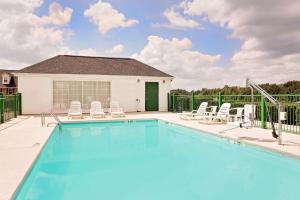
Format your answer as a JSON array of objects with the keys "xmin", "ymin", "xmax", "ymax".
[
  {"xmin": 68, "ymin": 101, "xmax": 83, "ymax": 119},
  {"xmin": 110, "ymin": 101, "xmax": 125, "ymax": 117},
  {"xmin": 178, "ymin": 102, "xmax": 208, "ymax": 120},
  {"xmin": 229, "ymin": 107, "xmax": 244, "ymax": 123},
  {"xmin": 90, "ymin": 101, "xmax": 105, "ymax": 118},
  {"xmin": 228, "ymin": 104, "xmax": 256, "ymax": 126},
  {"xmin": 244, "ymin": 104, "xmax": 256, "ymax": 126},
  {"xmin": 198, "ymin": 103, "xmax": 231, "ymax": 123},
  {"xmin": 204, "ymin": 105, "xmax": 218, "ymax": 116}
]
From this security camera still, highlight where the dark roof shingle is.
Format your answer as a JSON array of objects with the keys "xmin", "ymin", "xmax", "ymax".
[
  {"xmin": 17, "ymin": 55, "xmax": 173, "ymax": 77},
  {"xmin": 0, "ymin": 69, "xmax": 16, "ymax": 73}
]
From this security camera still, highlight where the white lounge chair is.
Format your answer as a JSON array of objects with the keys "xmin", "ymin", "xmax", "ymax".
[
  {"xmin": 68, "ymin": 101, "xmax": 83, "ymax": 119},
  {"xmin": 110, "ymin": 101, "xmax": 125, "ymax": 117},
  {"xmin": 198, "ymin": 103, "xmax": 231, "ymax": 124},
  {"xmin": 90, "ymin": 101, "xmax": 105, "ymax": 118},
  {"xmin": 178, "ymin": 102, "xmax": 208, "ymax": 120}
]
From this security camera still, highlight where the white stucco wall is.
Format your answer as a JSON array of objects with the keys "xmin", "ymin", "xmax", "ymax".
[
  {"xmin": 17, "ymin": 76, "xmax": 53, "ymax": 114},
  {"xmin": 16, "ymin": 73, "xmax": 172, "ymax": 114}
]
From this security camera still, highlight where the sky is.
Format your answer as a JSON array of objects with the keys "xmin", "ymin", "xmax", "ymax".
[{"xmin": 0, "ymin": 0, "xmax": 299, "ymax": 90}]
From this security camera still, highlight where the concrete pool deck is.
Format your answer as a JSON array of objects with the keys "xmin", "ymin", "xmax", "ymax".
[{"xmin": 1, "ymin": 112, "xmax": 300, "ymax": 199}]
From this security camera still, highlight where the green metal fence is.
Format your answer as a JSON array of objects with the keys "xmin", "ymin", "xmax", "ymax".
[
  {"xmin": 0, "ymin": 93, "xmax": 22, "ymax": 123},
  {"xmin": 169, "ymin": 93, "xmax": 300, "ymax": 134}
]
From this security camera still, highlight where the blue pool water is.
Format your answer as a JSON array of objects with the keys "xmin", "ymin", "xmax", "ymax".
[{"xmin": 14, "ymin": 120, "xmax": 300, "ymax": 200}]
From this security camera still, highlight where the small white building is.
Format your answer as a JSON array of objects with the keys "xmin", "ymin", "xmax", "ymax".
[{"xmin": 14, "ymin": 55, "xmax": 173, "ymax": 114}]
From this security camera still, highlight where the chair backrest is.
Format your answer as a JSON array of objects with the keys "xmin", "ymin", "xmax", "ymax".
[
  {"xmin": 110, "ymin": 101, "xmax": 122, "ymax": 112},
  {"xmin": 210, "ymin": 106, "xmax": 218, "ymax": 115},
  {"xmin": 196, "ymin": 102, "xmax": 208, "ymax": 114},
  {"xmin": 217, "ymin": 103, "xmax": 231, "ymax": 117},
  {"xmin": 91, "ymin": 101, "xmax": 102, "ymax": 111},
  {"xmin": 236, "ymin": 108, "xmax": 244, "ymax": 117},
  {"xmin": 244, "ymin": 104, "xmax": 256, "ymax": 123},
  {"xmin": 69, "ymin": 101, "xmax": 82, "ymax": 113}
]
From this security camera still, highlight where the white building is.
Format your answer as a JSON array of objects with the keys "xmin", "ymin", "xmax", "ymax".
[{"xmin": 14, "ymin": 55, "xmax": 173, "ymax": 114}]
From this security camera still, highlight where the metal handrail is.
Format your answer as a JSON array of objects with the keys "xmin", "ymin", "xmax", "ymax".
[
  {"xmin": 41, "ymin": 112, "xmax": 61, "ymax": 127},
  {"xmin": 247, "ymin": 78, "xmax": 279, "ymax": 105},
  {"xmin": 246, "ymin": 77, "xmax": 284, "ymax": 144}
]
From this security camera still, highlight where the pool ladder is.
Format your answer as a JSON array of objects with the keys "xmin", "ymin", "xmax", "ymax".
[{"xmin": 41, "ymin": 112, "xmax": 62, "ymax": 127}]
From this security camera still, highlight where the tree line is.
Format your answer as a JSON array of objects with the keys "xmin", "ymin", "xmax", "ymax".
[{"xmin": 171, "ymin": 80, "xmax": 300, "ymax": 95}]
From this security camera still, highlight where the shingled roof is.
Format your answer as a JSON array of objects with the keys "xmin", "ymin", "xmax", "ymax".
[{"xmin": 17, "ymin": 55, "xmax": 173, "ymax": 77}]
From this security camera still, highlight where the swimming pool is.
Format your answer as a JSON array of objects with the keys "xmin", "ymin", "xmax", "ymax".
[{"xmin": 14, "ymin": 120, "xmax": 300, "ymax": 200}]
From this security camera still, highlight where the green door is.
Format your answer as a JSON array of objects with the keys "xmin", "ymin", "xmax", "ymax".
[{"xmin": 145, "ymin": 82, "xmax": 159, "ymax": 111}]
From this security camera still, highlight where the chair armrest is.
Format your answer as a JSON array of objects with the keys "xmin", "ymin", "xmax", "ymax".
[
  {"xmin": 229, "ymin": 108, "xmax": 243, "ymax": 115},
  {"xmin": 207, "ymin": 106, "xmax": 217, "ymax": 108},
  {"xmin": 204, "ymin": 111, "xmax": 215, "ymax": 116},
  {"xmin": 229, "ymin": 107, "xmax": 244, "ymax": 111}
]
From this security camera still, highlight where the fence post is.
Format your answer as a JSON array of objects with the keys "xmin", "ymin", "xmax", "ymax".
[
  {"xmin": 0, "ymin": 93, "xmax": 4, "ymax": 123},
  {"xmin": 191, "ymin": 91, "xmax": 195, "ymax": 111},
  {"xmin": 14, "ymin": 93, "xmax": 18, "ymax": 117},
  {"xmin": 18, "ymin": 93, "xmax": 22, "ymax": 115},
  {"xmin": 261, "ymin": 95, "xmax": 267, "ymax": 129},
  {"xmin": 167, "ymin": 93, "xmax": 170, "ymax": 112},
  {"xmin": 172, "ymin": 93, "xmax": 176, "ymax": 112},
  {"xmin": 218, "ymin": 92, "xmax": 223, "ymax": 108}
]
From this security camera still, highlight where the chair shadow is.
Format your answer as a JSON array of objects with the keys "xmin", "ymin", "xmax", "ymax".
[
  {"xmin": 281, "ymin": 141, "xmax": 300, "ymax": 147},
  {"xmin": 238, "ymin": 136, "xmax": 300, "ymax": 147},
  {"xmin": 238, "ymin": 136, "xmax": 277, "ymax": 143}
]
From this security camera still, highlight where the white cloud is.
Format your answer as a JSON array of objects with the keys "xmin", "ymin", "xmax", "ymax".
[
  {"xmin": 181, "ymin": 0, "xmax": 300, "ymax": 85},
  {"xmin": 77, "ymin": 48, "xmax": 99, "ymax": 56},
  {"xmin": 40, "ymin": 2, "xmax": 73, "ymax": 26},
  {"xmin": 76, "ymin": 44, "xmax": 125, "ymax": 57},
  {"xmin": 0, "ymin": 0, "xmax": 42, "ymax": 16},
  {"xmin": 163, "ymin": 8, "xmax": 199, "ymax": 29},
  {"xmin": 84, "ymin": 0, "xmax": 138, "ymax": 34},
  {"xmin": 132, "ymin": 35, "xmax": 224, "ymax": 89},
  {"xmin": 153, "ymin": 8, "xmax": 200, "ymax": 29},
  {"xmin": 105, "ymin": 44, "xmax": 124, "ymax": 55},
  {"xmin": 0, "ymin": 0, "xmax": 73, "ymax": 69}
]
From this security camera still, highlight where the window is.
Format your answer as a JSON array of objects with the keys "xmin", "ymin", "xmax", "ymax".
[
  {"xmin": 53, "ymin": 81, "xmax": 111, "ymax": 112},
  {"xmin": 2, "ymin": 74, "xmax": 11, "ymax": 85}
]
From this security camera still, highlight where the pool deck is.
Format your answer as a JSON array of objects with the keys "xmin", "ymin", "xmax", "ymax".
[{"xmin": 1, "ymin": 112, "xmax": 300, "ymax": 199}]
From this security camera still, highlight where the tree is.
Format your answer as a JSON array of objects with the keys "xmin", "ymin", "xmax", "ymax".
[{"xmin": 171, "ymin": 80, "xmax": 300, "ymax": 95}]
